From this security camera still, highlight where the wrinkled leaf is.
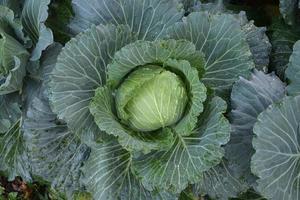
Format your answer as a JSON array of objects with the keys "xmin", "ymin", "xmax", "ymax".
[
  {"xmin": 194, "ymin": 160, "xmax": 248, "ymax": 200},
  {"xmin": 167, "ymin": 12, "xmax": 255, "ymax": 97},
  {"xmin": 132, "ymin": 96, "xmax": 230, "ymax": 193},
  {"xmin": 193, "ymin": 70, "xmax": 285, "ymax": 199},
  {"xmin": 107, "ymin": 39, "xmax": 207, "ymax": 136},
  {"xmin": 0, "ymin": 94, "xmax": 31, "ymax": 181},
  {"xmin": 191, "ymin": 4, "xmax": 271, "ymax": 72},
  {"xmin": 252, "ymin": 96, "xmax": 300, "ymax": 200},
  {"xmin": 49, "ymin": 24, "xmax": 135, "ymax": 140},
  {"xmin": 90, "ymin": 86, "xmax": 175, "ymax": 154},
  {"xmin": 69, "ymin": 0, "xmax": 183, "ymax": 40},
  {"xmin": 238, "ymin": 12, "xmax": 271, "ymax": 71},
  {"xmin": 82, "ymin": 141, "xmax": 176, "ymax": 200},
  {"xmin": 23, "ymin": 44, "xmax": 90, "ymax": 198}
]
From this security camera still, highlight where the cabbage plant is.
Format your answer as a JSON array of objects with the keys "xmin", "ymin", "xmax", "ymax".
[
  {"xmin": 46, "ymin": 0, "xmax": 261, "ymax": 197},
  {"xmin": 1, "ymin": 0, "xmax": 300, "ymax": 200},
  {"xmin": 0, "ymin": 0, "xmax": 53, "ymax": 181}
]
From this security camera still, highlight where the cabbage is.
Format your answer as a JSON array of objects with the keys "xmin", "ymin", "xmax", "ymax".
[{"xmin": 2, "ymin": 1, "xmax": 300, "ymax": 200}]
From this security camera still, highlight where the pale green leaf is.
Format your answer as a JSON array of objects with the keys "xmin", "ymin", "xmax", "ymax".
[{"xmin": 89, "ymin": 86, "xmax": 175, "ymax": 154}]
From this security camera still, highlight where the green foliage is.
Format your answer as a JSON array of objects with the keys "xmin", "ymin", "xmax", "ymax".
[{"xmin": 1, "ymin": 1, "xmax": 300, "ymax": 200}]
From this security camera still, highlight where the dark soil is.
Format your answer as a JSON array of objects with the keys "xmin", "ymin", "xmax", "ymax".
[{"xmin": 0, "ymin": 176, "xmax": 49, "ymax": 200}]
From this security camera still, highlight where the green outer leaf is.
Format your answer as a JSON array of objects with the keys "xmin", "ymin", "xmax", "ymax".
[
  {"xmin": 90, "ymin": 86, "xmax": 175, "ymax": 154},
  {"xmin": 193, "ymin": 72, "xmax": 285, "ymax": 200},
  {"xmin": 24, "ymin": 95, "xmax": 90, "ymax": 198},
  {"xmin": 21, "ymin": 0, "xmax": 53, "ymax": 61},
  {"xmin": 69, "ymin": 0, "xmax": 184, "ymax": 40},
  {"xmin": 226, "ymin": 70, "xmax": 286, "ymax": 185},
  {"xmin": 193, "ymin": 160, "xmax": 248, "ymax": 200},
  {"xmin": 132, "ymin": 96, "xmax": 230, "ymax": 193},
  {"xmin": 107, "ymin": 39, "xmax": 205, "ymax": 87},
  {"xmin": 23, "ymin": 43, "xmax": 90, "ymax": 198},
  {"xmin": 82, "ymin": 141, "xmax": 176, "ymax": 200},
  {"xmin": 164, "ymin": 59, "xmax": 206, "ymax": 135},
  {"xmin": 269, "ymin": 18, "xmax": 300, "ymax": 79},
  {"xmin": 0, "ymin": 32, "xmax": 28, "ymax": 95},
  {"xmin": 0, "ymin": 111, "xmax": 31, "ymax": 181},
  {"xmin": 167, "ymin": 11, "xmax": 255, "ymax": 97},
  {"xmin": 191, "ymin": 5, "xmax": 271, "ymax": 72},
  {"xmin": 49, "ymin": 24, "xmax": 136, "ymax": 140},
  {"xmin": 251, "ymin": 96, "xmax": 300, "ymax": 200},
  {"xmin": 286, "ymin": 40, "xmax": 300, "ymax": 96},
  {"xmin": 279, "ymin": 0, "xmax": 299, "ymax": 25},
  {"xmin": 0, "ymin": 94, "xmax": 31, "ymax": 181}
]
